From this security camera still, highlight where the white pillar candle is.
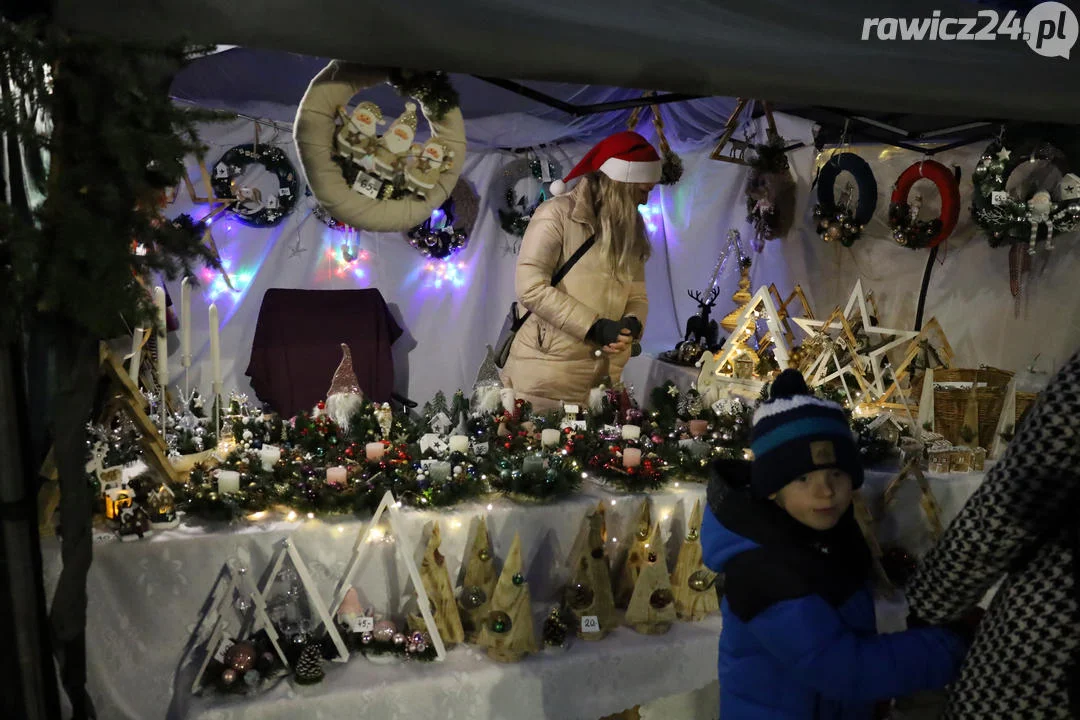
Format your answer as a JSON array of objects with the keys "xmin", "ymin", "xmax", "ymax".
[
  {"xmin": 428, "ymin": 461, "xmax": 451, "ymax": 482},
  {"xmin": 521, "ymin": 454, "xmax": 546, "ymax": 477},
  {"xmin": 208, "ymin": 303, "xmax": 222, "ymax": 393},
  {"xmin": 541, "ymin": 428, "xmax": 561, "ymax": 447},
  {"xmin": 621, "ymin": 424, "xmax": 641, "ymax": 440},
  {"xmin": 448, "ymin": 435, "xmax": 470, "ymax": 454},
  {"xmin": 154, "ymin": 286, "xmax": 169, "ymax": 388},
  {"xmin": 365, "ymin": 442, "xmax": 385, "ymax": 461},
  {"xmin": 180, "ymin": 277, "xmax": 192, "ymax": 368},
  {"xmin": 326, "ymin": 466, "xmax": 347, "ymax": 485},
  {"xmin": 216, "ymin": 469, "xmax": 240, "ymax": 494},
  {"xmin": 500, "ymin": 388, "xmax": 516, "ymax": 413},
  {"xmin": 128, "ymin": 327, "xmax": 144, "ymax": 382},
  {"xmin": 258, "ymin": 445, "xmax": 281, "ymax": 471},
  {"xmin": 623, "ymin": 448, "xmax": 642, "ymax": 468}
]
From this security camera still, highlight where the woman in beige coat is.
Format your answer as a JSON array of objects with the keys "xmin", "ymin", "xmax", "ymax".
[{"xmin": 501, "ymin": 131, "xmax": 661, "ymax": 410}]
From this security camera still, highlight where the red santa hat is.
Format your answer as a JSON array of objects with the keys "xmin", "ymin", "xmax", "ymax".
[{"xmin": 549, "ymin": 131, "xmax": 662, "ymax": 196}]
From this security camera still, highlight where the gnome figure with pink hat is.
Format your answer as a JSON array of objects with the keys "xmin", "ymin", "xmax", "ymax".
[
  {"xmin": 500, "ymin": 131, "xmax": 663, "ymax": 411},
  {"xmin": 317, "ymin": 343, "xmax": 365, "ymax": 431}
]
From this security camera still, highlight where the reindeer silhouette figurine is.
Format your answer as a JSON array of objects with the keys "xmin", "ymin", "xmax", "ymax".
[{"xmin": 684, "ymin": 286, "xmax": 721, "ymax": 351}]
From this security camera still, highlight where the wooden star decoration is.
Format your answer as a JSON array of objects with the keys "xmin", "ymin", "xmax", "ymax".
[{"xmin": 793, "ymin": 280, "xmax": 917, "ymax": 400}]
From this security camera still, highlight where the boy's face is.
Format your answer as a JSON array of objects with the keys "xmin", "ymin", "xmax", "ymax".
[{"xmin": 770, "ymin": 468, "xmax": 853, "ymax": 531}]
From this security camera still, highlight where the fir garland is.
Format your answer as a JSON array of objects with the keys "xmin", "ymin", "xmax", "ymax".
[
  {"xmin": 386, "ymin": 69, "xmax": 460, "ymax": 122},
  {"xmin": 0, "ymin": 21, "xmax": 226, "ymax": 338}
]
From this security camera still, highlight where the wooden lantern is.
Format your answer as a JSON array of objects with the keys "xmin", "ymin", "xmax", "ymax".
[
  {"xmin": 477, "ymin": 533, "xmax": 538, "ymax": 662},
  {"xmin": 625, "ymin": 523, "xmax": 677, "ymax": 634},
  {"xmin": 670, "ymin": 499, "xmax": 720, "ymax": 621},
  {"xmin": 566, "ymin": 504, "xmax": 617, "ymax": 640}
]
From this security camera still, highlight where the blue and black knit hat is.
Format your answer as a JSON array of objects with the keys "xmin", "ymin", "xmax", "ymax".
[{"xmin": 749, "ymin": 369, "xmax": 862, "ymax": 499}]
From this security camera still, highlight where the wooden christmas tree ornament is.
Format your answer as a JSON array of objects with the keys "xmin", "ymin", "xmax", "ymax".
[
  {"xmin": 478, "ymin": 532, "xmax": 538, "ymax": 662},
  {"xmin": 407, "ymin": 522, "xmax": 465, "ymax": 646},
  {"xmin": 458, "ymin": 516, "xmax": 498, "ymax": 642},
  {"xmin": 625, "ymin": 523, "xmax": 677, "ymax": 634},
  {"xmin": 566, "ymin": 504, "xmax": 617, "ymax": 640},
  {"xmin": 670, "ymin": 499, "xmax": 720, "ymax": 621},
  {"xmin": 615, "ymin": 498, "xmax": 652, "ymax": 607}
]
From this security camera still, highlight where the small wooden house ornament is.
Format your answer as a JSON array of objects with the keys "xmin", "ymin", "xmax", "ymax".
[
  {"xmin": 670, "ymin": 499, "xmax": 720, "ymax": 621},
  {"xmin": 458, "ymin": 516, "xmax": 498, "ymax": 642},
  {"xmin": 625, "ymin": 523, "xmax": 677, "ymax": 634},
  {"xmin": 566, "ymin": 504, "xmax": 617, "ymax": 640},
  {"xmin": 478, "ymin": 533, "xmax": 538, "ymax": 662}
]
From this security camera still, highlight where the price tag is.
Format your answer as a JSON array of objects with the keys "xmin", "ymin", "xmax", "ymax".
[
  {"xmin": 213, "ymin": 637, "xmax": 235, "ymax": 663},
  {"xmin": 572, "ymin": 420, "xmax": 588, "ymax": 431},
  {"xmin": 563, "ymin": 404, "xmax": 580, "ymax": 415},
  {"xmin": 358, "ymin": 616, "xmax": 374, "ymax": 632},
  {"xmin": 991, "ymin": 190, "xmax": 1009, "ymax": 206},
  {"xmin": 352, "ymin": 170, "xmax": 384, "ymax": 199},
  {"xmin": 581, "ymin": 615, "xmax": 600, "ymax": 633},
  {"xmin": 472, "ymin": 441, "xmax": 489, "ymax": 457}
]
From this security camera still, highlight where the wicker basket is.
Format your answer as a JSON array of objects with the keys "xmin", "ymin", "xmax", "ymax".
[
  {"xmin": 912, "ymin": 367, "xmax": 1014, "ymax": 448},
  {"xmin": 1015, "ymin": 391, "xmax": 1038, "ymax": 428}
]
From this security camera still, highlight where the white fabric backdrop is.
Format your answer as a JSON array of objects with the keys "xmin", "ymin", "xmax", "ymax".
[{"xmin": 162, "ymin": 107, "xmax": 1074, "ymax": 410}]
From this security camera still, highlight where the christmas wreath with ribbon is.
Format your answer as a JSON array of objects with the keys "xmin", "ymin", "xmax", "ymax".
[
  {"xmin": 406, "ymin": 178, "xmax": 479, "ymax": 259},
  {"xmin": 812, "ymin": 152, "xmax": 877, "ymax": 247},
  {"xmin": 971, "ymin": 138, "xmax": 1080, "ymax": 252},
  {"xmin": 496, "ymin": 156, "xmax": 561, "ymax": 239},
  {"xmin": 887, "ymin": 159, "xmax": 960, "ymax": 249},
  {"xmin": 294, "ymin": 62, "xmax": 466, "ymax": 233},
  {"xmin": 211, "ymin": 144, "xmax": 299, "ymax": 228}
]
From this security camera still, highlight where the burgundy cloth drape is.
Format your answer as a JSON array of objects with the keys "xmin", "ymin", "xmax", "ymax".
[{"xmin": 245, "ymin": 288, "xmax": 403, "ymax": 418}]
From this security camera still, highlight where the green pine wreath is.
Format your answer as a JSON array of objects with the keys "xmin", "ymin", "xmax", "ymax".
[
  {"xmin": 971, "ymin": 138, "xmax": 1080, "ymax": 247},
  {"xmin": 211, "ymin": 144, "xmax": 299, "ymax": 227}
]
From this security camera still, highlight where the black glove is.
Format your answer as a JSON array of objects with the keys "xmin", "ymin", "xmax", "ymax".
[
  {"xmin": 587, "ymin": 318, "xmax": 625, "ymax": 346},
  {"xmin": 620, "ymin": 316, "xmax": 643, "ymax": 339}
]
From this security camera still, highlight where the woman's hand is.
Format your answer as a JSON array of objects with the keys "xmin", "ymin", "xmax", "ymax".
[{"xmin": 602, "ymin": 329, "xmax": 634, "ymax": 355}]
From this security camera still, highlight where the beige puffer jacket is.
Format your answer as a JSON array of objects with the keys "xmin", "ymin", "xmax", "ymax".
[{"xmin": 500, "ymin": 181, "xmax": 648, "ymax": 410}]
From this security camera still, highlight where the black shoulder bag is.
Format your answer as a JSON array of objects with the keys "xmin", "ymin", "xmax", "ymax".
[{"xmin": 493, "ymin": 235, "xmax": 596, "ymax": 369}]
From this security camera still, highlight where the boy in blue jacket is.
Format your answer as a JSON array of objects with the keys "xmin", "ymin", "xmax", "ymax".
[{"xmin": 702, "ymin": 370, "xmax": 970, "ymax": 719}]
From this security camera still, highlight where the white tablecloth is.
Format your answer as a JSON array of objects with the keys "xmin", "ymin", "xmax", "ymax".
[
  {"xmin": 43, "ymin": 481, "xmax": 718, "ymax": 720},
  {"xmin": 42, "ymin": 464, "xmax": 986, "ymax": 720}
]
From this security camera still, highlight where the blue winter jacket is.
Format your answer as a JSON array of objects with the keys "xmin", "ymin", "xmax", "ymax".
[{"xmin": 701, "ymin": 465, "xmax": 967, "ymax": 720}]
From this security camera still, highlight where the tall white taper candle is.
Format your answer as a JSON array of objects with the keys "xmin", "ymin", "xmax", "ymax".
[
  {"xmin": 154, "ymin": 286, "xmax": 169, "ymax": 388},
  {"xmin": 180, "ymin": 277, "xmax": 191, "ymax": 368}
]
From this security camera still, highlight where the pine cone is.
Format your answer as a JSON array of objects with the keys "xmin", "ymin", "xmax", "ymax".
[{"xmin": 293, "ymin": 643, "xmax": 324, "ymax": 685}]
